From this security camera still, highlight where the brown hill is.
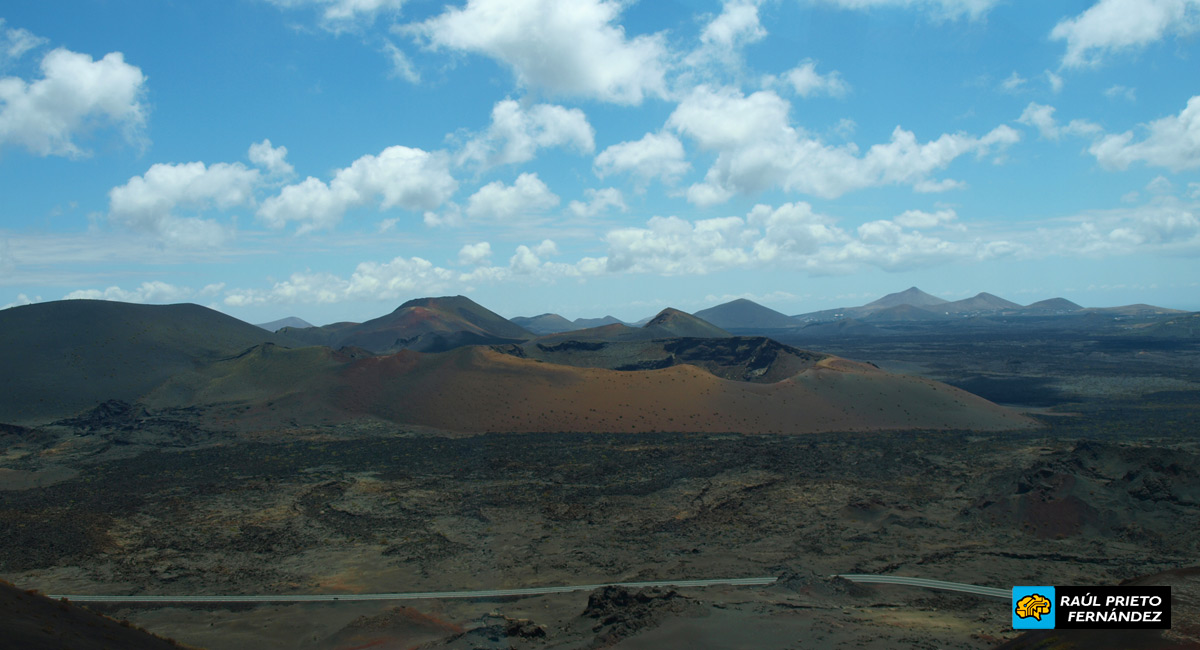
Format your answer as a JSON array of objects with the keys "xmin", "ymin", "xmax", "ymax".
[
  {"xmin": 0, "ymin": 300, "xmax": 301, "ymax": 424},
  {"xmin": 0, "ymin": 580, "xmax": 196, "ymax": 650},
  {"xmin": 518, "ymin": 336, "xmax": 824, "ymax": 383},
  {"xmin": 146, "ymin": 343, "xmax": 1035, "ymax": 434}
]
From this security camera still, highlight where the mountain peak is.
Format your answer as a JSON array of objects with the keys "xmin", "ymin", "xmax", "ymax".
[
  {"xmin": 645, "ymin": 308, "xmax": 731, "ymax": 338},
  {"xmin": 864, "ymin": 287, "xmax": 948, "ymax": 310}
]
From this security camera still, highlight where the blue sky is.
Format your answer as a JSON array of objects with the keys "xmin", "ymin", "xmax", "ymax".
[{"xmin": 1, "ymin": 0, "xmax": 1198, "ymax": 324}]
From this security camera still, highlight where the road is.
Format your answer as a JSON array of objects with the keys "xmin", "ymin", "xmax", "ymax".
[
  {"xmin": 834, "ymin": 574, "xmax": 1010, "ymax": 600},
  {"xmin": 48, "ymin": 577, "xmax": 779, "ymax": 603},
  {"xmin": 49, "ymin": 574, "xmax": 1011, "ymax": 603}
]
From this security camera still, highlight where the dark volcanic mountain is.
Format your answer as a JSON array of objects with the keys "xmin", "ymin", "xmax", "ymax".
[
  {"xmin": 694, "ymin": 298, "xmax": 800, "ymax": 330},
  {"xmin": 572, "ymin": 315, "xmax": 624, "ymax": 329},
  {"xmin": 1024, "ymin": 297, "xmax": 1083, "ymax": 313},
  {"xmin": 0, "ymin": 579, "xmax": 186, "ymax": 650},
  {"xmin": 643, "ymin": 308, "xmax": 731, "ymax": 338},
  {"xmin": 255, "ymin": 316, "xmax": 314, "ymax": 331},
  {"xmin": 279, "ymin": 295, "xmax": 532, "ymax": 353},
  {"xmin": 862, "ymin": 286, "xmax": 948, "ymax": 311},
  {"xmin": 511, "ymin": 313, "xmax": 576, "ymax": 335},
  {"xmin": 942, "ymin": 292, "xmax": 1021, "ymax": 313},
  {"xmin": 0, "ymin": 300, "xmax": 300, "ymax": 423}
]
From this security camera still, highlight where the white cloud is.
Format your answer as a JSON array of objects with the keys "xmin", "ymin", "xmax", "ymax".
[
  {"xmin": 1, "ymin": 19, "xmax": 47, "ymax": 65},
  {"xmin": 668, "ymin": 85, "xmax": 1018, "ymax": 203},
  {"xmin": 267, "ymin": 0, "xmax": 406, "ymax": 30},
  {"xmin": 259, "ymin": 145, "xmax": 457, "ymax": 233},
  {"xmin": 1045, "ymin": 69, "xmax": 1064, "ymax": 93},
  {"xmin": 603, "ymin": 201, "xmax": 990, "ymax": 275},
  {"xmin": 63, "ymin": 281, "xmax": 200, "ymax": 304},
  {"xmin": 1017, "ymin": 102, "xmax": 1102, "ymax": 141},
  {"xmin": 777, "ymin": 60, "xmax": 850, "ymax": 98},
  {"xmin": 459, "ymin": 99, "xmax": 594, "ymax": 167},
  {"xmin": 382, "ymin": 40, "xmax": 419, "ymax": 83},
  {"xmin": 805, "ymin": 0, "xmax": 1001, "ymax": 21},
  {"xmin": 594, "ymin": 131, "xmax": 690, "ymax": 186},
  {"xmin": 509, "ymin": 239, "xmax": 558, "ymax": 274},
  {"xmin": 225, "ymin": 242, "xmax": 604, "ymax": 305},
  {"xmin": 1147, "ymin": 175, "xmax": 1174, "ymax": 194},
  {"xmin": 892, "ymin": 208, "xmax": 963, "ymax": 229},
  {"xmin": 1056, "ymin": 202, "xmax": 1200, "ymax": 255},
  {"xmin": 464, "ymin": 172, "xmax": 559, "ymax": 223},
  {"xmin": 225, "ymin": 256, "xmax": 456, "ymax": 305},
  {"xmin": 411, "ymin": 0, "xmax": 669, "ymax": 104},
  {"xmin": 248, "ymin": 138, "xmax": 294, "ymax": 176},
  {"xmin": 0, "ymin": 47, "xmax": 147, "ymax": 157},
  {"xmin": 1089, "ymin": 95, "xmax": 1200, "ymax": 171},
  {"xmin": 1051, "ymin": 0, "xmax": 1200, "ymax": 67},
  {"xmin": 568, "ymin": 187, "xmax": 626, "ymax": 218},
  {"xmin": 999, "ymin": 71, "xmax": 1026, "ymax": 93},
  {"xmin": 108, "ymin": 160, "xmax": 262, "ymax": 247},
  {"xmin": 1189, "ymin": 182, "xmax": 1200, "ymax": 199},
  {"xmin": 458, "ymin": 241, "xmax": 492, "ymax": 265},
  {"xmin": 1, "ymin": 293, "xmax": 40, "ymax": 310},
  {"xmin": 685, "ymin": 0, "xmax": 767, "ymax": 71},
  {"xmin": 1104, "ymin": 84, "xmax": 1137, "ymax": 102}
]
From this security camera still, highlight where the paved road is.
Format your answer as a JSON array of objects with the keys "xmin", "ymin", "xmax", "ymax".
[
  {"xmin": 48, "ymin": 577, "xmax": 779, "ymax": 603},
  {"xmin": 49, "ymin": 574, "xmax": 1011, "ymax": 604},
  {"xmin": 834, "ymin": 574, "xmax": 1010, "ymax": 600}
]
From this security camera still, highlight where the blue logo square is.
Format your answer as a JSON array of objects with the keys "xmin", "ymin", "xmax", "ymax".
[{"xmin": 1013, "ymin": 586, "xmax": 1055, "ymax": 629}]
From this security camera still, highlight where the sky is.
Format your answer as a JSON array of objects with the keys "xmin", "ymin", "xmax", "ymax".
[{"xmin": 1, "ymin": 0, "xmax": 1198, "ymax": 325}]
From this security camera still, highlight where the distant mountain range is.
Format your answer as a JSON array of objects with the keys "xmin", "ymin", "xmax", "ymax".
[{"xmin": 0, "ymin": 294, "xmax": 1056, "ymax": 432}]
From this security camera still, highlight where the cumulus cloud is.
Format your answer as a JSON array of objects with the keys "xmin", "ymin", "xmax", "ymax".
[
  {"xmin": 568, "ymin": 187, "xmax": 626, "ymax": 218},
  {"xmin": 1051, "ymin": 0, "xmax": 1200, "ymax": 67},
  {"xmin": 1088, "ymin": 95, "xmax": 1200, "ymax": 171},
  {"xmin": 258, "ymin": 145, "xmax": 457, "ymax": 233},
  {"xmin": 1056, "ymin": 202, "xmax": 1200, "ymax": 255},
  {"xmin": 458, "ymin": 241, "xmax": 492, "ymax": 265},
  {"xmin": 464, "ymin": 172, "xmax": 559, "ymax": 223},
  {"xmin": 248, "ymin": 138, "xmax": 294, "ymax": 176},
  {"xmin": 459, "ymin": 99, "xmax": 594, "ymax": 167},
  {"xmin": 594, "ymin": 131, "xmax": 690, "ymax": 186},
  {"xmin": 805, "ymin": 0, "xmax": 1001, "ymax": 21},
  {"xmin": 109, "ymin": 161, "xmax": 262, "ymax": 247},
  {"xmin": 776, "ymin": 60, "xmax": 850, "ymax": 98},
  {"xmin": 685, "ymin": 0, "xmax": 767, "ymax": 71},
  {"xmin": 411, "ymin": 0, "xmax": 669, "ymax": 104},
  {"xmin": 0, "ymin": 47, "xmax": 147, "ymax": 157},
  {"xmin": 225, "ymin": 242, "xmax": 603, "ymax": 305},
  {"xmin": 667, "ymin": 85, "xmax": 1018, "ymax": 204},
  {"xmin": 1, "ymin": 19, "xmax": 47, "ymax": 65},
  {"xmin": 603, "ymin": 202, "xmax": 992, "ymax": 276},
  {"xmin": 62, "ymin": 280, "xmax": 206, "ymax": 304},
  {"xmin": 1017, "ymin": 102, "xmax": 1102, "ymax": 141},
  {"xmin": 1, "ymin": 293, "xmax": 40, "ymax": 310}
]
